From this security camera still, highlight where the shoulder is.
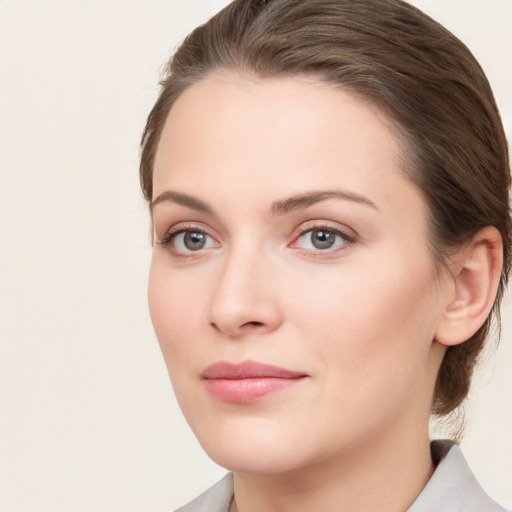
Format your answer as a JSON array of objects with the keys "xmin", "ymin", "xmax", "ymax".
[
  {"xmin": 172, "ymin": 473, "xmax": 234, "ymax": 512},
  {"xmin": 408, "ymin": 440, "xmax": 508, "ymax": 512}
]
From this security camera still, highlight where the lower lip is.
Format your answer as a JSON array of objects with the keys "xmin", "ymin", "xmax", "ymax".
[{"xmin": 205, "ymin": 377, "xmax": 305, "ymax": 403}]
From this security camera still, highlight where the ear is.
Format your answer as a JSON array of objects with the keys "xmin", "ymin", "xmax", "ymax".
[{"xmin": 435, "ymin": 226, "xmax": 503, "ymax": 347}]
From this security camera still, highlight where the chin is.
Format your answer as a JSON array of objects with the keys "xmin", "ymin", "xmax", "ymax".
[
  {"xmin": 189, "ymin": 414, "xmax": 330, "ymax": 475},
  {"xmin": 204, "ymin": 441, "xmax": 309, "ymax": 475}
]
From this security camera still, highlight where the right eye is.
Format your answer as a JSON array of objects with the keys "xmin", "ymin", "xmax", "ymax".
[
  {"xmin": 174, "ymin": 231, "xmax": 212, "ymax": 251},
  {"xmin": 158, "ymin": 228, "xmax": 219, "ymax": 258}
]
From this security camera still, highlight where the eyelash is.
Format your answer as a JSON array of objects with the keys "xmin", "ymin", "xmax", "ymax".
[{"xmin": 157, "ymin": 222, "xmax": 356, "ymax": 260}]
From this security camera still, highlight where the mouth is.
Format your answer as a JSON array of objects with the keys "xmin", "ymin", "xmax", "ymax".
[{"xmin": 201, "ymin": 360, "xmax": 309, "ymax": 403}]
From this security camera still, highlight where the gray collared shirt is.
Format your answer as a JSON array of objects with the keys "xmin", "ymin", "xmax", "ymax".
[{"xmin": 174, "ymin": 440, "xmax": 508, "ymax": 512}]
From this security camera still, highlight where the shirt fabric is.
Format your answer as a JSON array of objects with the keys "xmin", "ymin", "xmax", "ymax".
[{"xmin": 174, "ymin": 440, "xmax": 508, "ymax": 512}]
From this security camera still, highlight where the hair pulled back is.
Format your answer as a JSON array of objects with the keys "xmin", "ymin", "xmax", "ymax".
[{"xmin": 140, "ymin": 0, "xmax": 511, "ymax": 417}]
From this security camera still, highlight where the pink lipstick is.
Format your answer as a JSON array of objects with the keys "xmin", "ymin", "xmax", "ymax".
[{"xmin": 201, "ymin": 360, "xmax": 308, "ymax": 403}]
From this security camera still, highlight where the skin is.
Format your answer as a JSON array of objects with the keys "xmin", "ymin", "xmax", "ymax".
[{"xmin": 148, "ymin": 73, "xmax": 459, "ymax": 512}]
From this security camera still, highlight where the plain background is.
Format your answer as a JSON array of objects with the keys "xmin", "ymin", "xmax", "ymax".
[{"xmin": 0, "ymin": 1, "xmax": 511, "ymax": 511}]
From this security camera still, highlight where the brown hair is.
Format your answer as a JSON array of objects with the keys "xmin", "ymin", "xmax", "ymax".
[{"xmin": 140, "ymin": 0, "xmax": 511, "ymax": 417}]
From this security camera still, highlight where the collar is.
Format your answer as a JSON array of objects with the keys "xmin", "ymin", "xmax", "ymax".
[
  {"xmin": 174, "ymin": 440, "xmax": 507, "ymax": 512},
  {"xmin": 408, "ymin": 439, "xmax": 506, "ymax": 511}
]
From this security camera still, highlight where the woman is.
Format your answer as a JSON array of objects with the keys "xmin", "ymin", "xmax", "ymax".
[{"xmin": 140, "ymin": 0, "xmax": 510, "ymax": 510}]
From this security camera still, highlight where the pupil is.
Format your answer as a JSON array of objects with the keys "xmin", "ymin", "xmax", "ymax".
[
  {"xmin": 312, "ymin": 229, "xmax": 335, "ymax": 249},
  {"xmin": 184, "ymin": 232, "xmax": 206, "ymax": 250}
]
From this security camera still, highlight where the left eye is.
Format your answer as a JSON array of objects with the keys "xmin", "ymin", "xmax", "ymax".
[{"xmin": 295, "ymin": 228, "xmax": 350, "ymax": 250}]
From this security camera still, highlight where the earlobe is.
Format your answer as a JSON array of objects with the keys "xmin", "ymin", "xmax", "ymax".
[{"xmin": 435, "ymin": 226, "xmax": 503, "ymax": 347}]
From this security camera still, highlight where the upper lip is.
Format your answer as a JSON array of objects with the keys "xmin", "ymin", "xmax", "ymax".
[{"xmin": 201, "ymin": 360, "xmax": 307, "ymax": 379}]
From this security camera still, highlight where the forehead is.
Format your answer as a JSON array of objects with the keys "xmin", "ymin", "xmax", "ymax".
[{"xmin": 153, "ymin": 73, "xmax": 416, "ymax": 216}]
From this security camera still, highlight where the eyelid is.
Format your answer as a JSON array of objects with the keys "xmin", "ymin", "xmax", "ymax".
[
  {"xmin": 291, "ymin": 219, "xmax": 357, "ymax": 238},
  {"xmin": 156, "ymin": 221, "xmax": 214, "ymax": 240}
]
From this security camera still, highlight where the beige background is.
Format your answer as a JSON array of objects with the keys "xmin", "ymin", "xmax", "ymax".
[{"xmin": 0, "ymin": 1, "xmax": 511, "ymax": 511}]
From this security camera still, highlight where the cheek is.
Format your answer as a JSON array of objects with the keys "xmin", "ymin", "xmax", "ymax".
[
  {"xmin": 287, "ymin": 255, "xmax": 439, "ymax": 373},
  {"xmin": 147, "ymin": 259, "xmax": 208, "ymax": 368}
]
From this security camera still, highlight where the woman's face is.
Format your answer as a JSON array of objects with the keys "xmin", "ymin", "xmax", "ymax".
[{"xmin": 149, "ymin": 74, "xmax": 451, "ymax": 474}]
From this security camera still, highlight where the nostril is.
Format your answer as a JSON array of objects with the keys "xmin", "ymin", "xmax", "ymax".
[{"xmin": 209, "ymin": 320, "xmax": 264, "ymax": 333}]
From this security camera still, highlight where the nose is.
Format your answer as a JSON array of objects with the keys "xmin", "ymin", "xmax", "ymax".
[{"xmin": 208, "ymin": 246, "xmax": 283, "ymax": 339}]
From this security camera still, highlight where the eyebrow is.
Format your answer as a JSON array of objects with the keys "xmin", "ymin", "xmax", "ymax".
[
  {"xmin": 151, "ymin": 188, "xmax": 378, "ymax": 215},
  {"xmin": 151, "ymin": 190, "xmax": 213, "ymax": 214},
  {"xmin": 271, "ymin": 189, "xmax": 378, "ymax": 214}
]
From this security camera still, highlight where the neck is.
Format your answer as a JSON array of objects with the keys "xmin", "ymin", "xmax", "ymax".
[{"xmin": 231, "ymin": 422, "xmax": 434, "ymax": 512}]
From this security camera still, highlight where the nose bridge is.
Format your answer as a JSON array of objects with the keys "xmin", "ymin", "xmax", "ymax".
[{"xmin": 208, "ymin": 234, "xmax": 281, "ymax": 337}]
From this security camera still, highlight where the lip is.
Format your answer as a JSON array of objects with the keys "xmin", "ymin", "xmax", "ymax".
[{"xmin": 201, "ymin": 360, "xmax": 308, "ymax": 403}]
